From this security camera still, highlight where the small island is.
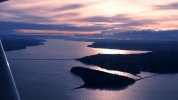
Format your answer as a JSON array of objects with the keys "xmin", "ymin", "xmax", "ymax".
[{"xmin": 71, "ymin": 67, "xmax": 136, "ymax": 90}]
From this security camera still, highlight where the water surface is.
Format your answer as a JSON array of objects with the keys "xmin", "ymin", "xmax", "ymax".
[{"xmin": 6, "ymin": 39, "xmax": 178, "ymax": 100}]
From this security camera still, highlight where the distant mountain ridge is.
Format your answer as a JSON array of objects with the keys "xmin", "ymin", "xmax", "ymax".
[{"xmin": 75, "ymin": 30, "xmax": 178, "ymax": 41}]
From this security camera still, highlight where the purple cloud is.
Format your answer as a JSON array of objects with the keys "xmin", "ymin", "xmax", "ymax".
[
  {"xmin": 76, "ymin": 15, "xmax": 156, "ymax": 30},
  {"xmin": 0, "ymin": 21, "xmax": 108, "ymax": 34},
  {"xmin": 154, "ymin": 2, "xmax": 178, "ymax": 10},
  {"xmin": 54, "ymin": 4, "xmax": 83, "ymax": 11},
  {"xmin": 78, "ymin": 15, "xmax": 131, "ymax": 22}
]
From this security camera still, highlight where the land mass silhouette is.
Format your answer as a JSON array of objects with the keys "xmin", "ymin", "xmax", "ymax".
[
  {"xmin": 89, "ymin": 40, "xmax": 178, "ymax": 51},
  {"xmin": 71, "ymin": 67, "xmax": 136, "ymax": 90},
  {"xmin": 76, "ymin": 50, "xmax": 178, "ymax": 75},
  {"xmin": 0, "ymin": 35, "xmax": 45, "ymax": 51}
]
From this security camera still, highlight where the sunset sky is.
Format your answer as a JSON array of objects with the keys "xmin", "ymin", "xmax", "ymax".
[{"xmin": 1, "ymin": 0, "xmax": 178, "ymax": 35}]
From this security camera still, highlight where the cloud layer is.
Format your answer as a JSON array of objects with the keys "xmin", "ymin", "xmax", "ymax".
[
  {"xmin": 154, "ymin": 2, "xmax": 178, "ymax": 10},
  {"xmin": 0, "ymin": 21, "xmax": 108, "ymax": 35},
  {"xmin": 1, "ymin": 0, "xmax": 178, "ymax": 35}
]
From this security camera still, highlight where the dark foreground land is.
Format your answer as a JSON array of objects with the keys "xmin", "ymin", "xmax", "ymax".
[
  {"xmin": 0, "ymin": 35, "xmax": 45, "ymax": 51},
  {"xmin": 77, "ymin": 51, "xmax": 178, "ymax": 75},
  {"xmin": 71, "ymin": 67, "xmax": 136, "ymax": 90}
]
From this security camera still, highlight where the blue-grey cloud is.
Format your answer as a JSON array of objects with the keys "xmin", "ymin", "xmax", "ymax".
[
  {"xmin": 77, "ymin": 15, "xmax": 156, "ymax": 29},
  {"xmin": 121, "ymin": 20, "xmax": 156, "ymax": 27},
  {"xmin": 78, "ymin": 15, "xmax": 131, "ymax": 22},
  {"xmin": 53, "ymin": 12, "xmax": 79, "ymax": 18},
  {"xmin": 54, "ymin": 4, "xmax": 83, "ymax": 11},
  {"xmin": 154, "ymin": 2, "xmax": 178, "ymax": 10},
  {"xmin": 0, "ymin": 0, "xmax": 8, "ymax": 3},
  {"xmin": 0, "ymin": 21, "xmax": 108, "ymax": 34},
  {"xmin": 78, "ymin": 16, "xmax": 112, "ymax": 22}
]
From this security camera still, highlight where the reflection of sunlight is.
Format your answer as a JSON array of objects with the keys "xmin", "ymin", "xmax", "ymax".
[
  {"xmin": 89, "ymin": 90, "xmax": 120, "ymax": 100},
  {"xmin": 90, "ymin": 66, "xmax": 137, "ymax": 79},
  {"xmin": 95, "ymin": 48, "xmax": 149, "ymax": 54}
]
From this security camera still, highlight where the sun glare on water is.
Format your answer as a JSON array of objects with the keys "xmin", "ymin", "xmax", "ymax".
[{"xmin": 95, "ymin": 48, "xmax": 149, "ymax": 54}]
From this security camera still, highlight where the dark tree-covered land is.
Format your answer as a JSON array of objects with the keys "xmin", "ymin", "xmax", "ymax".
[
  {"xmin": 71, "ymin": 67, "xmax": 136, "ymax": 90},
  {"xmin": 89, "ymin": 40, "xmax": 178, "ymax": 51},
  {"xmin": 76, "ymin": 51, "xmax": 178, "ymax": 75},
  {"xmin": 0, "ymin": 35, "xmax": 45, "ymax": 51}
]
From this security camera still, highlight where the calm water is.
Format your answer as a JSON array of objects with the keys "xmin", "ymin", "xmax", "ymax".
[{"xmin": 6, "ymin": 39, "xmax": 178, "ymax": 100}]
